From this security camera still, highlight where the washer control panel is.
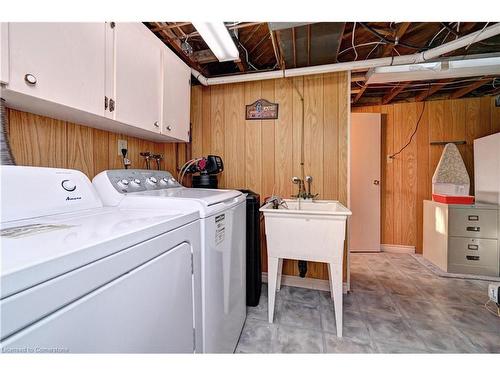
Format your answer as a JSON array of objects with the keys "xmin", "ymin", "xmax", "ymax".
[{"xmin": 105, "ymin": 169, "xmax": 181, "ymax": 193}]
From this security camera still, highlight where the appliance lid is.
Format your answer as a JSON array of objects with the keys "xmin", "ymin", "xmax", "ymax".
[
  {"xmin": 131, "ymin": 188, "xmax": 243, "ymax": 206},
  {"xmin": 0, "ymin": 207, "xmax": 198, "ymax": 298}
]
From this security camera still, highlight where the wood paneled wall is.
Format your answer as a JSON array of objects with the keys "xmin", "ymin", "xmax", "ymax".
[
  {"xmin": 5, "ymin": 108, "xmax": 188, "ymax": 179},
  {"xmin": 190, "ymin": 72, "xmax": 350, "ymax": 280},
  {"xmin": 353, "ymin": 97, "xmax": 500, "ymax": 253}
]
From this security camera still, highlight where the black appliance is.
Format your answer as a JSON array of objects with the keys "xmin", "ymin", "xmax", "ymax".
[
  {"xmin": 238, "ymin": 189, "xmax": 262, "ymax": 307},
  {"xmin": 187, "ymin": 155, "xmax": 224, "ymax": 189}
]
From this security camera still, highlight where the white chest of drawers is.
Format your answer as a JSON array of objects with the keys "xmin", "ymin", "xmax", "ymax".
[{"xmin": 423, "ymin": 200, "xmax": 500, "ymax": 277}]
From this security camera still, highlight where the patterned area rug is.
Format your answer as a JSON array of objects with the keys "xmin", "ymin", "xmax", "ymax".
[{"xmin": 411, "ymin": 254, "xmax": 500, "ymax": 282}]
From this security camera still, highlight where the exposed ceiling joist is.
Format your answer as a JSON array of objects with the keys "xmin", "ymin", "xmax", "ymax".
[
  {"xmin": 352, "ymin": 85, "xmax": 368, "ymax": 104},
  {"xmin": 151, "ymin": 22, "xmax": 191, "ymax": 32},
  {"xmin": 382, "ymin": 82, "xmax": 411, "ymax": 104},
  {"xmin": 351, "ymin": 72, "xmax": 366, "ymax": 82},
  {"xmin": 151, "ymin": 22, "xmax": 206, "ymax": 74},
  {"xmin": 192, "ymin": 49, "xmax": 218, "ymax": 64},
  {"xmin": 449, "ymin": 77, "xmax": 493, "ymax": 99},
  {"xmin": 381, "ymin": 22, "xmax": 411, "ymax": 57},
  {"xmin": 414, "ymin": 79, "xmax": 454, "ymax": 101}
]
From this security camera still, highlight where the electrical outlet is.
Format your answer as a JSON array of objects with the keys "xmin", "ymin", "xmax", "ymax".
[
  {"xmin": 117, "ymin": 139, "xmax": 127, "ymax": 156},
  {"xmin": 489, "ymin": 283, "xmax": 500, "ymax": 303}
]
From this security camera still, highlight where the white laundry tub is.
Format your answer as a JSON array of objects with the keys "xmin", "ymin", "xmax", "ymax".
[{"xmin": 260, "ymin": 199, "xmax": 351, "ymax": 337}]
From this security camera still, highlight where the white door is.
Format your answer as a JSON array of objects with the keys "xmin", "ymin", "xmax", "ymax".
[
  {"xmin": 162, "ymin": 46, "xmax": 191, "ymax": 142},
  {"xmin": 350, "ymin": 113, "xmax": 381, "ymax": 252},
  {"xmin": 1, "ymin": 243, "xmax": 195, "ymax": 353},
  {"xmin": 6, "ymin": 23, "xmax": 106, "ymax": 116},
  {"xmin": 112, "ymin": 23, "xmax": 162, "ymax": 133}
]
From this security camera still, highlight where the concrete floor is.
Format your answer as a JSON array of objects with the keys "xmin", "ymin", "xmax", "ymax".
[{"xmin": 236, "ymin": 253, "xmax": 500, "ymax": 353}]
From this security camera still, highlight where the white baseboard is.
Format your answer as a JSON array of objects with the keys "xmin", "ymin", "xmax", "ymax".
[
  {"xmin": 380, "ymin": 244, "xmax": 416, "ymax": 254},
  {"xmin": 262, "ymin": 272, "xmax": 349, "ymax": 294}
]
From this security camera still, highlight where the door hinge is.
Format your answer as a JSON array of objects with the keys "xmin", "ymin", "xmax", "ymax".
[
  {"xmin": 109, "ymin": 98, "xmax": 115, "ymax": 112},
  {"xmin": 110, "ymin": 22, "xmax": 116, "ymax": 29},
  {"xmin": 104, "ymin": 96, "xmax": 108, "ymax": 110}
]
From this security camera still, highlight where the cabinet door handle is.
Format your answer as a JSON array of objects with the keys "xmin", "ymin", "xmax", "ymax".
[
  {"xmin": 154, "ymin": 121, "xmax": 159, "ymax": 128},
  {"xmin": 466, "ymin": 226, "xmax": 480, "ymax": 232},
  {"xmin": 466, "ymin": 255, "xmax": 480, "ymax": 261},
  {"xmin": 468, "ymin": 215, "xmax": 479, "ymax": 221},
  {"xmin": 166, "ymin": 126, "xmax": 172, "ymax": 131},
  {"xmin": 467, "ymin": 244, "xmax": 479, "ymax": 250},
  {"xmin": 24, "ymin": 73, "xmax": 37, "ymax": 85}
]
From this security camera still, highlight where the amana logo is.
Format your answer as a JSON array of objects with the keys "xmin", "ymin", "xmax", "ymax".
[{"xmin": 66, "ymin": 196, "xmax": 82, "ymax": 201}]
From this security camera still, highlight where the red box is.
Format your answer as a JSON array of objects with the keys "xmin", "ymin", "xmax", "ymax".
[{"xmin": 432, "ymin": 194, "xmax": 475, "ymax": 205}]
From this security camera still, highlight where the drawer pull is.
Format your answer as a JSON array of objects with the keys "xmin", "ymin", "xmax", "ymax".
[
  {"xmin": 466, "ymin": 226, "xmax": 480, "ymax": 232},
  {"xmin": 468, "ymin": 215, "xmax": 479, "ymax": 221},
  {"xmin": 466, "ymin": 255, "xmax": 480, "ymax": 261},
  {"xmin": 467, "ymin": 244, "xmax": 479, "ymax": 250}
]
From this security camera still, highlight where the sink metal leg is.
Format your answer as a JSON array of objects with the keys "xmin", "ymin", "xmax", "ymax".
[
  {"xmin": 329, "ymin": 261, "xmax": 343, "ymax": 337},
  {"xmin": 277, "ymin": 258, "xmax": 283, "ymax": 291},
  {"xmin": 268, "ymin": 256, "xmax": 279, "ymax": 323}
]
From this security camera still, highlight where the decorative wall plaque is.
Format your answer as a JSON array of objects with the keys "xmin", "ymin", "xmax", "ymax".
[{"xmin": 245, "ymin": 99, "xmax": 279, "ymax": 120}]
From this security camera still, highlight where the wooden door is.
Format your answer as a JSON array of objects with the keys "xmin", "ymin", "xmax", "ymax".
[
  {"xmin": 162, "ymin": 46, "xmax": 191, "ymax": 142},
  {"xmin": 350, "ymin": 113, "xmax": 381, "ymax": 252},
  {"xmin": 113, "ymin": 23, "xmax": 162, "ymax": 133},
  {"xmin": 7, "ymin": 22, "xmax": 106, "ymax": 116}
]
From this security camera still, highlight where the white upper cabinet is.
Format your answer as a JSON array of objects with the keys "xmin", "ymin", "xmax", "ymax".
[
  {"xmin": 1, "ymin": 22, "xmax": 191, "ymax": 142},
  {"xmin": 110, "ymin": 23, "xmax": 162, "ymax": 133},
  {"xmin": 6, "ymin": 23, "xmax": 106, "ymax": 116},
  {"xmin": 162, "ymin": 46, "xmax": 191, "ymax": 142}
]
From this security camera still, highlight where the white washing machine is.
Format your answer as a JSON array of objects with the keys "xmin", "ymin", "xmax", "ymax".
[
  {"xmin": 0, "ymin": 166, "xmax": 202, "ymax": 353},
  {"xmin": 93, "ymin": 169, "xmax": 246, "ymax": 353}
]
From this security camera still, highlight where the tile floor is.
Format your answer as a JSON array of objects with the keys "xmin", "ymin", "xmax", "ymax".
[{"xmin": 236, "ymin": 253, "xmax": 500, "ymax": 353}]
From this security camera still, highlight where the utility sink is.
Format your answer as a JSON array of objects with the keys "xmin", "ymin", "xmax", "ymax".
[{"xmin": 260, "ymin": 199, "xmax": 351, "ymax": 337}]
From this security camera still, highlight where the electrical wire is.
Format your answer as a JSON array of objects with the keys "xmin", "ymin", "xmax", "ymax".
[
  {"xmin": 177, "ymin": 158, "xmax": 202, "ymax": 187},
  {"xmin": 352, "ymin": 22, "xmax": 358, "ymax": 61},
  {"xmin": 388, "ymin": 84, "xmax": 430, "ymax": 159},
  {"xmin": 359, "ymin": 22, "xmax": 428, "ymax": 50},
  {"xmin": 484, "ymin": 299, "xmax": 500, "ymax": 317},
  {"xmin": 465, "ymin": 22, "xmax": 489, "ymax": 50},
  {"xmin": 337, "ymin": 41, "xmax": 386, "ymax": 57}
]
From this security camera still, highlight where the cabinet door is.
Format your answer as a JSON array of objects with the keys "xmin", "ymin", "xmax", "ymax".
[
  {"xmin": 162, "ymin": 46, "xmax": 191, "ymax": 142},
  {"xmin": 6, "ymin": 23, "xmax": 106, "ymax": 116},
  {"xmin": 113, "ymin": 23, "xmax": 162, "ymax": 133}
]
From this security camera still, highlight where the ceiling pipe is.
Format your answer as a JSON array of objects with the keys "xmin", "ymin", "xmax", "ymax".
[{"xmin": 191, "ymin": 22, "xmax": 500, "ymax": 86}]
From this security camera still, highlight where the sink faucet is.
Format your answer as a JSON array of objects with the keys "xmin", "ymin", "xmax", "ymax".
[
  {"xmin": 305, "ymin": 176, "xmax": 318, "ymax": 199},
  {"xmin": 292, "ymin": 176, "xmax": 318, "ymax": 200},
  {"xmin": 291, "ymin": 176, "xmax": 305, "ymax": 199}
]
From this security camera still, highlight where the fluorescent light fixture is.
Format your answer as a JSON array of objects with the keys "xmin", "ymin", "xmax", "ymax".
[
  {"xmin": 192, "ymin": 22, "xmax": 239, "ymax": 62},
  {"xmin": 366, "ymin": 57, "xmax": 500, "ymax": 84}
]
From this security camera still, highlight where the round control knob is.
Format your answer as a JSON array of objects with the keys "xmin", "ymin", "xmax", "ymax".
[
  {"xmin": 117, "ymin": 179, "xmax": 129, "ymax": 189},
  {"xmin": 160, "ymin": 177, "xmax": 169, "ymax": 185},
  {"xmin": 147, "ymin": 177, "xmax": 158, "ymax": 185},
  {"xmin": 61, "ymin": 179, "xmax": 76, "ymax": 192},
  {"xmin": 130, "ymin": 178, "xmax": 141, "ymax": 187},
  {"xmin": 167, "ymin": 177, "xmax": 178, "ymax": 186}
]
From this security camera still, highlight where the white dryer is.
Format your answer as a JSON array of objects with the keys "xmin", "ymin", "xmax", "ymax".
[
  {"xmin": 93, "ymin": 169, "xmax": 246, "ymax": 353},
  {"xmin": 0, "ymin": 166, "xmax": 202, "ymax": 353}
]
